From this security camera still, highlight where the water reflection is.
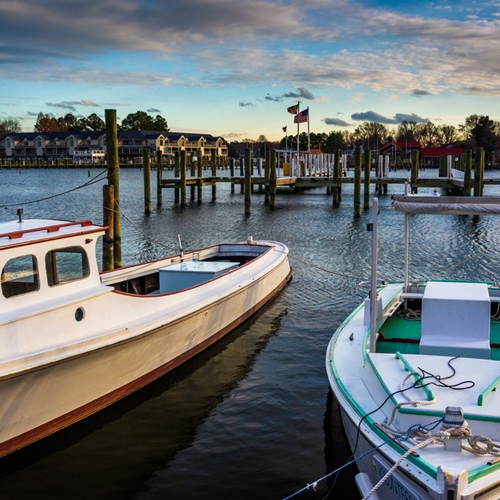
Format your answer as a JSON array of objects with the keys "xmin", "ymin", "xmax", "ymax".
[{"xmin": 0, "ymin": 298, "xmax": 288, "ymax": 500}]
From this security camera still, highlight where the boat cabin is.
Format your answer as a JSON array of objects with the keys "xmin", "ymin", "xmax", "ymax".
[{"xmin": 0, "ymin": 219, "xmax": 105, "ymax": 315}]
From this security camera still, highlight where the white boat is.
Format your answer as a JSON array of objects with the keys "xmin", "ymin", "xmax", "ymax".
[
  {"xmin": 326, "ymin": 194, "xmax": 500, "ymax": 500},
  {"xmin": 0, "ymin": 217, "xmax": 291, "ymax": 457}
]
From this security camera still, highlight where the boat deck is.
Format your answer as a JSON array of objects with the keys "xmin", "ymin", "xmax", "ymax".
[{"xmin": 377, "ymin": 315, "xmax": 500, "ymax": 360}]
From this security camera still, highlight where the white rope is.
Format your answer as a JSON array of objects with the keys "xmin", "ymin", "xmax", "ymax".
[
  {"xmin": 362, "ymin": 431, "xmax": 449, "ymax": 500},
  {"xmin": 383, "ymin": 372, "xmax": 436, "ymax": 429}
]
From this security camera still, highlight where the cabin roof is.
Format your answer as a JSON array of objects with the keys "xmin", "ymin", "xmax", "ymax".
[
  {"xmin": 0, "ymin": 219, "xmax": 105, "ymax": 249},
  {"xmin": 421, "ymin": 147, "xmax": 465, "ymax": 157}
]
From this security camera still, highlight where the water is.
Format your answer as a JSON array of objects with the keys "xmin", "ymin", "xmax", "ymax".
[{"xmin": 1, "ymin": 168, "xmax": 500, "ymax": 499}]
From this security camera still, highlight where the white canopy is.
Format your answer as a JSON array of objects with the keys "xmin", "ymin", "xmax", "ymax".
[{"xmin": 393, "ymin": 195, "xmax": 500, "ymax": 215}]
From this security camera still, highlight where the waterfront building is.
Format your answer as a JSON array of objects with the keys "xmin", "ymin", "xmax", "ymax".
[{"xmin": 0, "ymin": 130, "xmax": 227, "ymax": 160}]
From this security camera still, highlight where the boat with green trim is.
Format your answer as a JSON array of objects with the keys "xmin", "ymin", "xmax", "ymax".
[{"xmin": 326, "ymin": 194, "xmax": 500, "ymax": 500}]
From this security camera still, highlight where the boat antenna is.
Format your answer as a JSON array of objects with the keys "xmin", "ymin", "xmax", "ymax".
[
  {"xmin": 177, "ymin": 234, "xmax": 184, "ymax": 259},
  {"xmin": 16, "ymin": 208, "xmax": 23, "ymax": 223}
]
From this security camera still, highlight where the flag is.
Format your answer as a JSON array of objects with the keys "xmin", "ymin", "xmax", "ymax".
[
  {"xmin": 287, "ymin": 104, "xmax": 298, "ymax": 115},
  {"xmin": 282, "ymin": 126, "xmax": 287, "ymax": 133},
  {"xmin": 294, "ymin": 109, "xmax": 308, "ymax": 123}
]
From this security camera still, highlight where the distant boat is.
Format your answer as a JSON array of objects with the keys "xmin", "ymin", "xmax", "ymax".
[
  {"xmin": 326, "ymin": 194, "xmax": 500, "ymax": 500},
  {"xmin": 0, "ymin": 217, "xmax": 291, "ymax": 457}
]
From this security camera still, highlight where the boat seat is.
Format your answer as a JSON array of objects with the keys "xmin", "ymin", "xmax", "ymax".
[{"xmin": 419, "ymin": 281, "xmax": 491, "ymax": 359}]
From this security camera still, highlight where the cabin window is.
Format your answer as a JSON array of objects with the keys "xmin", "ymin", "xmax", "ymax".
[
  {"xmin": 46, "ymin": 246, "xmax": 90, "ymax": 286},
  {"xmin": 1, "ymin": 255, "xmax": 39, "ymax": 298}
]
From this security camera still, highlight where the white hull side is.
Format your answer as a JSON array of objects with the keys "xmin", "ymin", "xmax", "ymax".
[{"xmin": 0, "ymin": 254, "xmax": 290, "ymax": 456}]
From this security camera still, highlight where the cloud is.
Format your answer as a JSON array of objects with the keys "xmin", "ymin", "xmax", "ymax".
[
  {"xmin": 351, "ymin": 111, "xmax": 430, "ymax": 124},
  {"xmin": 0, "ymin": 0, "xmax": 311, "ymax": 56},
  {"xmin": 2, "ymin": 0, "xmax": 500, "ymax": 106},
  {"xmin": 412, "ymin": 89, "xmax": 432, "ymax": 97},
  {"xmin": 147, "ymin": 108, "xmax": 161, "ymax": 113},
  {"xmin": 283, "ymin": 87, "xmax": 315, "ymax": 100},
  {"xmin": 324, "ymin": 117, "xmax": 350, "ymax": 126},
  {"xmin": 45, "ymin": 99, "xmax": 99, "ymax": 111},
  {"xmin": 46, "ymin": 101, "xmax": 76, "ymax": 111},
  {"xmin": 264, "ymin": 95, "xmax": 282, "ymax": 102},
  {"xmin": 239, "ymin": 101, "xmax": 256, "ymax": 107},
  {"xmin": 394, "ymin": 113, "xmax": 431, "ymax": 123}
]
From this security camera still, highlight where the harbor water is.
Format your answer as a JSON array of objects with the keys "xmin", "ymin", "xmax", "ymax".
[{"xmin": 1, "ymin": 168, "xmax": 500, "ymax": 499}]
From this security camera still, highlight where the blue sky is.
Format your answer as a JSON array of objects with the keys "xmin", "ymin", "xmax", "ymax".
[{"xmin": 1, "ymin": 0, "xmax": 499, "ymax": 141}]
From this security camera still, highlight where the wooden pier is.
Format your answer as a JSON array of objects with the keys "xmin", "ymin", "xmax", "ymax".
[
  {"xmin": 4, "ymin": 144, "xmax": 500, "ymax": 218},
  {"xmin": 150, "ymin": 147, "xmax": 500, "ymax": 216}
]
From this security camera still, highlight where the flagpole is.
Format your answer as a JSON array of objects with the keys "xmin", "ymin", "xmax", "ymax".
[
  {"xmin": 307, "ymin": 107, "xmax": 310, "ymax": 153},
  {"xmin": 296, "ymin": 101, "xmax": 300, "ymax": 169}
]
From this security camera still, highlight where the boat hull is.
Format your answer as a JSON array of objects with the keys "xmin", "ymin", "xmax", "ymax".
[
  {"xmin": 337, "ymin": 403, "xmax": 436, "ymax": 500},
  {"xmin": 0, "ymin": 250, "xmax": 291, "ymax": 457}
]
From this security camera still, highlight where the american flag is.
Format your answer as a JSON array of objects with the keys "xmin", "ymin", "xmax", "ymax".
[{"xmin": 294, "ymin": 109, "xmax": 308, "ymax": 123}]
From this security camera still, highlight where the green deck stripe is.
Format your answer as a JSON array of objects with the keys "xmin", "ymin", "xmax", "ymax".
[
  {"xmin": 477, "ymin": 375, "xmax": 500, "ymax": 406},
  {"xmin": 394, "ymin": 352, "xmax": 435, "ymax": 402}
]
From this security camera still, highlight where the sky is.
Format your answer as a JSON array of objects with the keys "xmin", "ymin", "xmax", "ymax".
[{"xmin": 1, "ymin": 0, "xmax": 500, "ymax": 141}]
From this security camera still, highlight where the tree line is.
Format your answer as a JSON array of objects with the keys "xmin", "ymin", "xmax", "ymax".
[
  {"xmin": 0, "ymin": 111, "xmax": 170, "ymax": 138},
  {"xmin": 276, "ymin": 116, "xmax": 499, "ymax": 153},
  {"xmin": 230, "ymin": 115, "xmax": 500, "ymax": 158},
  {"xmin": 2, "ymin": 112, "xmax": 499, "ymax": 157}
]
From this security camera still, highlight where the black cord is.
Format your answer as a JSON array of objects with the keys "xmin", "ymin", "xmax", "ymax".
[{"xmin": 2, "ymin": 169, "xmax": 109, "ymax": 208}]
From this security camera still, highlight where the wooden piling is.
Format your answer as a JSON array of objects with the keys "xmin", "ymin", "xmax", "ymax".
[
  {"xmin": 156, "ymin": 149, "xmax": 163, "ymax": 206},
  {"xmin": 197, "ymin": 149, "xmax": 203, "ymax": 204},
  {"xmin": 143, "ymin": 148, "xmax": 151, "ymax": 215},
  {"xmin": 264, "ymin": 150, "xmax": 270, "ymax": 204},
  {"xmin": 438, "ymin": 155, "xmax": 447, "ymax": 177},
  {"xmin": 245, "ymin": 148, "xmax": 252, "ymax": 215},
  {"xmin": 180, "ymin": 150, "xmax": 187, "ymax": 207},
  {"xmin": 464, "ymin": 150, "xmax": 473, "ymax": 196},
  {"xmin": 102, "ymin": 184, "xmax": 114, "ymax": 271},
  {"xmin": 333, "ymin": 150, "xmax": 342, "ymax": 205},
  {"xmin": 190, "ymin": 153, "xmax": 196, "ymax": 201},
  {"xmin": 270, "ymin": 150, "xmax": 277, "ymax": 208},
  {"xmin": 363, "ymin": 149, "xmax": 371, "ymax": 210},
  {"xmin": 211, "ymin": 150, "xmax": 217, "ymax": 201},
  {"xmin": 174, "ymin": 151, "xmax": 180, "ymax": 203},
  {"xmin": 411, "ymin": 150, "xmax": 420, "ymax": 194},
  {"xmin": 229, "ymin": 158, "xmax": 234, "ymax": 194},
  {"xmin": 105, "ymin": 109, "xmax": 122, "ymax": 268},
  {"xmin": 354, "ymin": 148, "xmax": 362, "ymax": 217},
  {"xmin": 474, "ymin": 147, "xmax": 485, "ymax": 197}
]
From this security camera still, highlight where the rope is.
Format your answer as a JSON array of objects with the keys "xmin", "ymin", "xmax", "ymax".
[
  {"xmin": 362, "ymin": 432, "xmax": 448, "ymax": 500},
  {"xmin": 1, "ymin": 169, "xmax": 109, "ymax": 208},
  {"xmin": 396, "ymin": 308, "xmax": 421, "ymax": 320},
  {"xmin": 282, "ymin": 440, "xmax": 389, "ymax": 500}
]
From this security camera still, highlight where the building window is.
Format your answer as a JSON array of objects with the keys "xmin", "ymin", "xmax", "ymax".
[
  {"xmin": 46, "ymin": 246, "xmax": 90, "ymax": 286},
  {"xmin": 1, "ymin": 255, "xmax": 39, "ymax": 298},
  {"xmin": 6, "ymin": 139, "xmax": 10, "ymax": 148},
  {"xmin": 69, "ymin": 138, "xmax": 74, "ymax": 147}
]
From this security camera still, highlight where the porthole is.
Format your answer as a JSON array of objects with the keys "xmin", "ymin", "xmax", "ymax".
[{"xmin": 75, "ymin": 307, "xmax": 85, "ymax": 322}]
